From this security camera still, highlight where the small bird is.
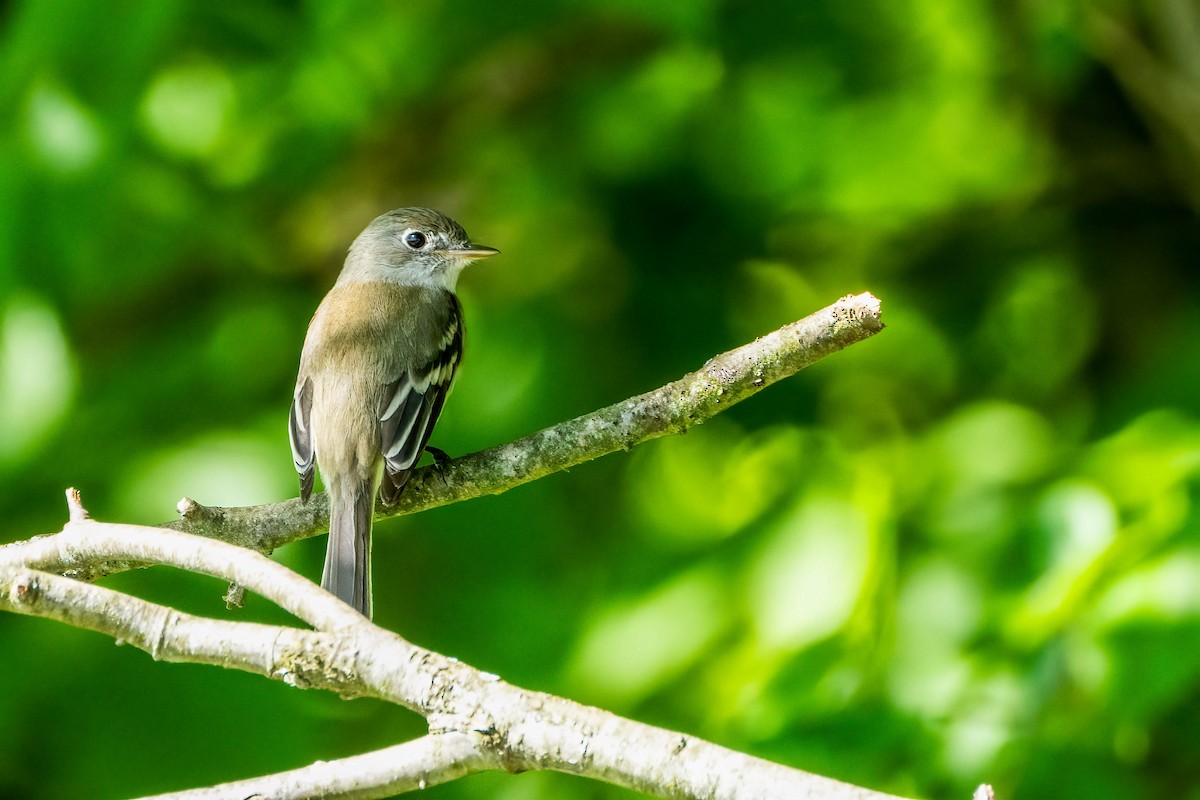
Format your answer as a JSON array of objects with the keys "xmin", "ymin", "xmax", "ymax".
[{"xmin": 288, "ymin": 208, "xmax": 498, "ymax": 618}]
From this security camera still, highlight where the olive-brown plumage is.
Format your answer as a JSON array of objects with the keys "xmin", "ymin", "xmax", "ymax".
[{"xmin": 289, "ymin": 208, "xmax": 496, "ymax": 617}]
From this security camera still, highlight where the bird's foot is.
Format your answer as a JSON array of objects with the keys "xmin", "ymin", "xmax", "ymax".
[{"xmin": 425, "ymin": 446, "xmax": 453, "ymax": 487}]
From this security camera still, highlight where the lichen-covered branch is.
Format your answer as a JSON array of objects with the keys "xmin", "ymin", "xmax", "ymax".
[{"xmin": 10, "ymin": 292, "xmax": 879, "ymax": 582}]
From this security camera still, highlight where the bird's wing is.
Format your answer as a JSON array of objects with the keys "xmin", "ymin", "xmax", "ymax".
[
  {"xmin": 378, "ymin": 295, "xmax": 463, "ymax": 504},
  {"xmin": 289, "ymin": 375, "xmax": 316, "ymax": 501}
]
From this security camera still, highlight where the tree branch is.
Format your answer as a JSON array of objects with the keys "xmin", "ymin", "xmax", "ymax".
[
  {"xmin": 0, "ymin": 293, "xmax": 883, "ymax": 582},
  {"xmin": 1, "ymin": 512, "xmax": 914, "ymax": 800},
  {"xmin": 140, "ymin": 734, "xmax": 491, "ymax": 800},
  {"xmin": 0, "ymin": 517, "xmax": 363, "ymax": 631}
]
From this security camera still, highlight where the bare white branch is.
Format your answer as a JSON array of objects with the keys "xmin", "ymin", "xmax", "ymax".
[
  {"xmin": 0, "ymin": 520, "xmax": 362, "ymax": 631},
  {"xmin": 0, "ymin": 519, "xmax": 914, "ymax": 800},
  {"xmin": 138, "ymin": 734, "xmax": 491, "ymax": 800}
]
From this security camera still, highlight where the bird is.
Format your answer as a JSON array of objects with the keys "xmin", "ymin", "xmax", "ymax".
[{"xmin": 288, "ymin": 208, "xmax": 498, "ymax": 618}]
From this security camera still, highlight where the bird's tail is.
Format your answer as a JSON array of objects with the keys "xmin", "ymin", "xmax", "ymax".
[{"xmin": 321, "ymin": 477, "xmax": 374, "ymax": 618}]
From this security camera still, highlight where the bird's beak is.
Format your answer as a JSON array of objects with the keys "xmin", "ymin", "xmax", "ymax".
[{"xmin": 449, "ymin": 244, "xmax": 500, "ymax": 262}]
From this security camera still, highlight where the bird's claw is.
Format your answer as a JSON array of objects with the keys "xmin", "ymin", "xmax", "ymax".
[{"xmin": 425, "ymin": 446, "xmax": 453, "ymax": 487}]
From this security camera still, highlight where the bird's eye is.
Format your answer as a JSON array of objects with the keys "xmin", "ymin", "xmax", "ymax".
[{"xmin": 404, "ymin": 231, "xmax": 427, "ymax": 250}]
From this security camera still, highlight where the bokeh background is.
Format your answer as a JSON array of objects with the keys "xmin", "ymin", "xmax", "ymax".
[{"xmin": 2, "ymin": 1, "xmax": 1199, "ymax": 798}]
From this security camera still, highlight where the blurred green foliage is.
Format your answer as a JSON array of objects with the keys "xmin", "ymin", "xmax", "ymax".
[{"xmin": 2, "ymin": 1, "xmax": 1199, "ymax": 798}]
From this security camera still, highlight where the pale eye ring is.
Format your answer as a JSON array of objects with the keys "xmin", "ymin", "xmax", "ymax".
[{"xmin": 404, "ymin": 231, "xmax": 427, "ymax": 249}]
